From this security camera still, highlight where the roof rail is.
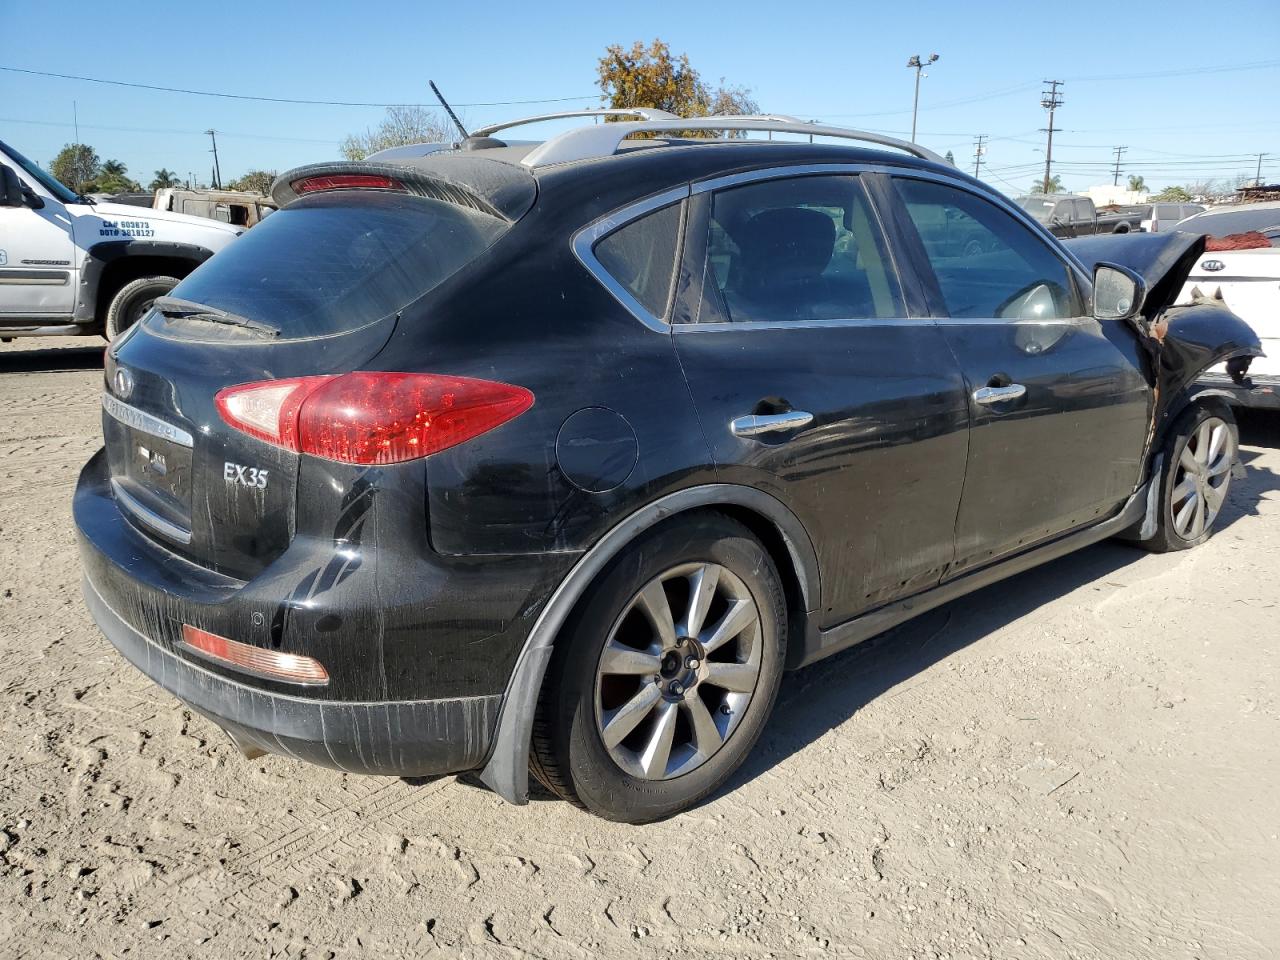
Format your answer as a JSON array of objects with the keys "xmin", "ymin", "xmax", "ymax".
[
  {"xmin": 520, "ymin": 115, "xmax": 945, "ymax": 168},
  {"xmin": 470, "ymin": 108, "xmax": 679, "ymax": 139}
]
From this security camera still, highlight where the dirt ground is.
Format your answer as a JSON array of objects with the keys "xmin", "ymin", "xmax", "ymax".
[{"xmin": 0, "ymin": 337, "xmax": 1277, "ymax": 960}]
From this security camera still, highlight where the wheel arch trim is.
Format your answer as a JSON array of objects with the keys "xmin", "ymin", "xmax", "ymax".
[
  {"xmin": 477, "ymin": 483, "xmax": 820, "ymax": 804},
  {"xmin": 74, "ymin": 240, "xmax": 215, "ymax": 324}
]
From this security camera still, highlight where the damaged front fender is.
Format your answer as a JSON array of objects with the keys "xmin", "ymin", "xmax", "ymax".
[{"xmin": 1065, "ymin": 231, "xmax": 1263, "ymax": 426}]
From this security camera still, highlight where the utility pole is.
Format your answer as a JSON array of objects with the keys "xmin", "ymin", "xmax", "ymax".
[
  {"xmin": 73, "ymin": 101, "xmax": 79, "ymax": 143},
  {"xmin": 907, "ymin": 53, "xmax": 940, "ymax": 144},
  {"xmin": 973, "ymin": 134, "xmax": 987, "ymax": 178},
  {"xmin": 1257, "ymin": 153, "xmax": 1269, "ymax": 186},
  {"xmin": 1039, "ymin": 80, "xmax": 1063, "ymax": 194},
  {"xmin": 205, "ymin": 129, "xmax": 222, "ymax": 190},
  {"xmin": 1111, "ymin": 145, "xmax": 1127, "ymax": 186}
]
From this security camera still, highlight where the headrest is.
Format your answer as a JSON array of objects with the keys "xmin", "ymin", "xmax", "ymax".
[{"xmin": 734, "ymin": 208, "xmax": 836, "ymax": 284}]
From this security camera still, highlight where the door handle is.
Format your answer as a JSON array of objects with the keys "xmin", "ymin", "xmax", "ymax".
[
  {"xmin": 973, "ymin": 384, "xmax": 1026, "ymax": 405},
  {"xmin": 730, "ymin": 411, "xmax": 814, "ymax": 437}
]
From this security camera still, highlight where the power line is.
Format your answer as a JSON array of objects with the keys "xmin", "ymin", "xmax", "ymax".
[
  {"xmin": 0, "ymin": 65, "xmax": 595, "ymax": 109},
  {"xmin": 0, "ymin": 115, "xmax": 338, "ymax": 144}
]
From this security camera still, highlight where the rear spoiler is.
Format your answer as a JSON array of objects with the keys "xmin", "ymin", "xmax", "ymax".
[
  {"xmin": 1063, "ymin": 231, "xmax": 1206, "ymax": 322},
  {"xmin": 270, "ymin": 158, "xmax": 536, "ymax": 222}
]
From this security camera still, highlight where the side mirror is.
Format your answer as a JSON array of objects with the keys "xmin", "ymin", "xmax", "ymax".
[
  {"xmin": 1093, "ymin": 262, "xmax": 1146, "ymax": 321},
  {"xmin": 0, "ymin": 164, "xmax": 24, "ymax": 207}
]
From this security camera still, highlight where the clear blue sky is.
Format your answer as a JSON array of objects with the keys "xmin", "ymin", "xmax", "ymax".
[{"xmin": 4, "ymin": 0, "xmax": 1277, "ymax": 195}]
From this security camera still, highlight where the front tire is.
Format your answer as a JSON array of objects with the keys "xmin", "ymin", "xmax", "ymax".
[
  {"xmin": 1141, "ymin": 403, "xmax": 1238, "ymax": 553},
  {"xmin": 531, "ymin": 514, "xmax": 786, "ymax": 823},
  {"xmin": 105, "ymin": 275, "xmax": 178, "ymax": 341}
]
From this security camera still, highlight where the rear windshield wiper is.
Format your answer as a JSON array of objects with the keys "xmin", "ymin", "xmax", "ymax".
[{"xmin": 153, "ymin": 296, "xmax": 281, "ymax": 338}]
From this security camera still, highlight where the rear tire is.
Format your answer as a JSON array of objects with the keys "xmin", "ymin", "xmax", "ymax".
[
  {"xmin": 530, "ymin": 514, "xmax": 786, "ymax": 823},
  {"xmin": 105, "ymin": 275, "xmax": 178, "ymax": 341},
  {"xmin": 1139, "ymin": 402, "xmax": 1238, "ymax": 553}
]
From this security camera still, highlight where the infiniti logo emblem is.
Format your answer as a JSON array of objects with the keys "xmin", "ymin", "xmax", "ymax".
[
  {"xmin": 1201, "ymin": 259, "xmax": 1225, "ymax": 272},
  {"xmin": 113, "ymin": 368, "xmax": 134, "ymax": 400}
]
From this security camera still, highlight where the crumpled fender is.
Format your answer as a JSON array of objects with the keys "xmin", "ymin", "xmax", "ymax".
[
  {"xmin": 1064, "ymin": 231, "xmax": 1263, "ymax": 422},
  {"xmin": 1064, "ymin": 230, "xmax": 1207, "ymax": 322}
]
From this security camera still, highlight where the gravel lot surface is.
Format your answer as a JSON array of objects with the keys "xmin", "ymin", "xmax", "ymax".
[{"xmin": 1, "ymin": 337, "xmax": 1277, "ymax": 960}]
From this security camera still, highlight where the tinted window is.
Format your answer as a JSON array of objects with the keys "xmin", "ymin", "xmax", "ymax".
[
  {"xmin": 896, "ymin": 178, "xmax": 1082, "ymax": 320},
  {"xmin": 703, "ymin": 175, "xmax": 901, "ymax": 323},
  {"xmin": 170, "ymin": 191, "xmax": 508, "ymax": 339},
  {"xmin": 1180, "ymin": 207, "xmax": 1280, "ymax": 237},
  {"xmin": 594, "ymin": 201, "xmax": 681, "ymax": 319},
  {"xmin": 1018, "ymin": 197, "xmax": 1055, "ymax": 223}
]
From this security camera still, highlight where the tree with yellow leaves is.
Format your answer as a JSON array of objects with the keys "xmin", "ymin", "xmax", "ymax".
[{"xmin": 597, "ymin": 39, "xmax": 759, "ymax": 131}]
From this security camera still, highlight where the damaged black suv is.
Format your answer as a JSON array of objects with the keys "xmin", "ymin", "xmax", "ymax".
[{"xmin": 75, "ymin": 111, "xmax": 1261, "ymax": 823}]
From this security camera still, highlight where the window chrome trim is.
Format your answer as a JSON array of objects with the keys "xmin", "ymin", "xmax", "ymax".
[
  {"xmin": 690, "ymin": 161, "xmax": 1093, "ymax": 289},
  {"xmin": 571, "ymin": 185, "xmax": 691, "ymax": 333},
  {"xmin": 573, "ymin": 162, "xmax": 1093, "ymax": 333},
  {"xmin": 101, "ymin": 394, "xmax": 195, "ymax": 448},
  {"xmin": 110, "ymin": 478, "xmax": 193, "ymax": 544}
]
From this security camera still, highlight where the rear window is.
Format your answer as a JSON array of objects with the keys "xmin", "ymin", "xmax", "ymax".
[
  {"xmin": 169, "ymin": 191, "xmax": 508, "ymax": 339},
  {"xmin": 1180, "ymin": 207, "xmax": 1280, "ymax": 238},
  {"xmin": 593, "ymin": 202, "xmax": 682, "ymax": 319}
]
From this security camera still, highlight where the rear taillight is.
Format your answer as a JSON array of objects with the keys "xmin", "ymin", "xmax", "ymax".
[
  {"xmin": 292, "ymin": 174, "xmax": 403, "ymax": 194},
  {"xmin": 215, "ymin": 372, "xmax": 534, "ymax": 465}
]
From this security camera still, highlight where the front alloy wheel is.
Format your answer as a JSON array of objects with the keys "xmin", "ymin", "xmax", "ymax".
[{"xmin": 1169, "ymin": 415, "xmax": 1235, "ymax": 541}]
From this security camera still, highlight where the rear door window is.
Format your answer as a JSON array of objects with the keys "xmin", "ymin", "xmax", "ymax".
[
  {"xmin": 168, "ymin": 191, "xmax": 509, "ymax": 339},
  {"xmin": 701, "ymin": 174, "xmax": 902, "ymax": 323},
  {"xmin": 895, "ymin": 177, "xmax": 1083, "ymax": 320}
]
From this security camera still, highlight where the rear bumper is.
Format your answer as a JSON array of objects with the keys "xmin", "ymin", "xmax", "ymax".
[
  {"xmin": 1196, "ymin": 372, "xmax": 1280, "ymax": 411},
  {"xmin": 83, "ymin": 573, "xmax": 500, "ymax": 775}
]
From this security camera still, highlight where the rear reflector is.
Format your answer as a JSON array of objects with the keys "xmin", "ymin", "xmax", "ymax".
[
  {"xmin": 179, "ymin": 624, "xmax": 329, "ymax": 686},
  {"xmin": 291, "ymin": 173, "xmax": 403, "ymax": 194},
  {"xmin": 215, "ymin": 372, "xmax": 534, "ymax": 465}
]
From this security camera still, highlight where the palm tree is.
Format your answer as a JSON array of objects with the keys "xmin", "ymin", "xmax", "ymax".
[
  {"xmin": 93, "ymin": 159, "xmax": 140, "ymax": 194},
  {"xmin": 1030, "ymin": 174, "xmax": 1063, "ymax": 194},
  {"xmin": 1127, "ymin": 174, "xmax": 1147, "ymax": 193},
  {"xmin": 149, "ymin": 168, "xmax": 180, "ymax": 190}
]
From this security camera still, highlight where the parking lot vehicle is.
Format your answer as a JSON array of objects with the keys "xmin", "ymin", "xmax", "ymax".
[
  {"xmin": 75, "ymin": 111, "xmax": 1260, "ymax": 823},
  {"xmin": 153, "ymin": 188, "xmax": 277, "ymax": 227},
  {"xmin": 1169, "ymin": 202, "xmax": 1280, "ymax": 409},
  {"xmin": 0, "ymin": 140, "xmax": 243, "ymax": 341},
  {"xmin": 1141, "ymin": 201, "xmax": 1204, "ymax": 233},
  {"xmin": 1017, "ymin": 193, "xmax": 1146, "ymax": 236}
]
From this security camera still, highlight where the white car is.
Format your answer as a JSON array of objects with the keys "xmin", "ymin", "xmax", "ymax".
[
  {"xmin": 1140, "ymin": 201, "xmax": 1204, "ymax": 233},
  {"xmin": 1174, "ymin": 201, "xmax": 1280, "ymax": 409},
  {"xmin": 0, "ymin": 140, "xmax": 243, "ymax": 341}
]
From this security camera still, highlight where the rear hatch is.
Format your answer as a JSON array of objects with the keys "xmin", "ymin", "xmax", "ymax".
[
  {"xmin": 103, "ymin": 182, "xmax": 521, "ymax": 579},
  {"xmin": 1176, "ymin": 247, "xmax": 1280, "ymax": 376}
]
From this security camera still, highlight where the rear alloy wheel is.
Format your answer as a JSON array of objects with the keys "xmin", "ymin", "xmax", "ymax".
[
  {"xmin": 594, "ymin": 562, "xmax": 763, "ymax": 781},
  {"xmin": 530, "ymin": 515, "xmax": 785, "ymax": 822},
  {"xmin": 1140, "ymin": 403, "xmax": 1238, "ymax": 553},
  {"xmin": 105, "ymin": 275, "xmax": 178, "ymax": 341}
]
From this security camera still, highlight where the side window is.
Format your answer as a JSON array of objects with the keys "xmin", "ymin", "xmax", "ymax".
[
  {"xmin": 1074, "ymin": 200, "xmax": 1094, "ymax": 221},
  {"xmin": 701, "ymin": 175, "xmax": 901, "ymax": 323},
  {"xmin": 593, "ymin": 201, "xmax": 682, "ymax": 320},
  {"xmin": 895, "ymin": 178, "xmax": 1083, "ymax": 320}
]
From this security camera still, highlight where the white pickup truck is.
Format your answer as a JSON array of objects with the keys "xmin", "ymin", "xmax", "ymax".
[{"xmin": 0, "ymin": 139, "xmax": 243, "ymax": 341}]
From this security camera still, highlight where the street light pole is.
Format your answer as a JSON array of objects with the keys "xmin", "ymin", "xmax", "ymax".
[{"xmin": 907, "ymin": 53, "xmax": 939, "ymax": 144}]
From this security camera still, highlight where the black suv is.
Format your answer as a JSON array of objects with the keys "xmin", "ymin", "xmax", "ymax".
[{"xmin": 75, "ymin": 111, "xmax": 1260, "ymax": 823}]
